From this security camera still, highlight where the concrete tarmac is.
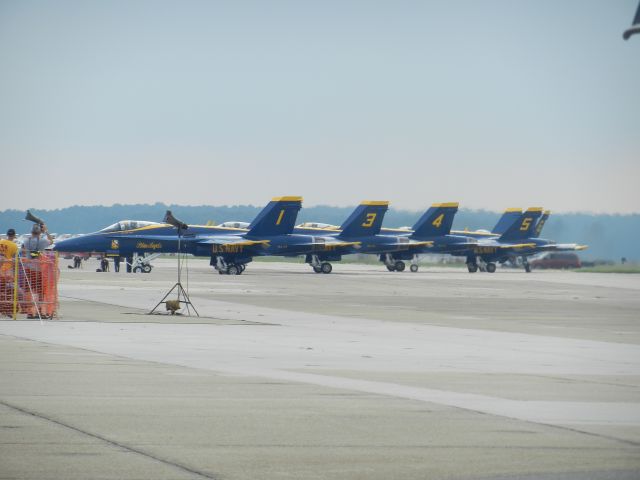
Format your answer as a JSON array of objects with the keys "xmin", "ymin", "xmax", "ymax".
[{"xmin": 1, "ymin": 258, "xmax": 639, "ymax": 479}]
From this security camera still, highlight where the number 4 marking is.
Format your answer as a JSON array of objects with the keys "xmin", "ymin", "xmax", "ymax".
[{"xmin": 432, "ymin": 214, "xmax": 444, "ymax": 228}]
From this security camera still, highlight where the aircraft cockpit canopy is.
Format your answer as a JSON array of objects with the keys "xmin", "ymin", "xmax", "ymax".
[
  {"xmin": 99, "ymin": 220, "xmax": 160, "ymax": 233},
  {"xmin": 218, "ymin": 221, "xmax": 250, "ymax": 229},
  {"xmin": 296, "ymin": 222, "xmax": 340, "ymax": 230}
]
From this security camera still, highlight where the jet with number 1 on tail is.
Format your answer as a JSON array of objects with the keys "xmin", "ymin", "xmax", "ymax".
[{"xmin": 53, "ymin": 197, "xmax": 353, "ymax": 275}]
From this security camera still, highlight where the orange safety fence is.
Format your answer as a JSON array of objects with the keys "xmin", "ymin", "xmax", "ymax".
[{"xmin": 0, "ymin": 251, "xmax": 59, "ymax": 320}]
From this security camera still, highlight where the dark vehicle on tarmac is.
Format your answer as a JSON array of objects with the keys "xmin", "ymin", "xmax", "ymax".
[{"xmin": 530, "ymin": 252, "xmax": 581, "ymax": 270}]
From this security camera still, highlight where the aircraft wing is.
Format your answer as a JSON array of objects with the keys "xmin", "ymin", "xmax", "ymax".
[
  {"xmin": 197, "ymin": 237, "xmax": 270, "ymax": 247},
  {"xmin": 536, "ymin": 243, "xmax": 588, "ymax": 252},
  {"xmin": 473, "ymin": 241, "xmax": 536, "ymax": 253},
  {"xmin": 402, "ymin": 240, "xmax": 434, "ymax": 250}
]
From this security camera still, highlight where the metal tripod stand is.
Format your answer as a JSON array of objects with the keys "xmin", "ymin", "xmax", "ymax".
[{"xmin": 149, "ymin": 226, "xmax": 199, "ymax": 316}]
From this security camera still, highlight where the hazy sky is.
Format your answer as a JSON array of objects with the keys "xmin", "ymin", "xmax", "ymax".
[{"xmin": 1, "ymin": 0, "xmax": 638, "ymax": 213}]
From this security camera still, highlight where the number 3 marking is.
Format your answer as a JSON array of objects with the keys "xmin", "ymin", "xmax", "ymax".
[{"xmin": 362, "ymin": 213, "xmax": 377, "ymax": 228}]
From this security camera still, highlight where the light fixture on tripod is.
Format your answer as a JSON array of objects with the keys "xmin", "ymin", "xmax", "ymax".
[{"xmin": 149, "ymin": 210, "xmax": 199, "ymax": 316}]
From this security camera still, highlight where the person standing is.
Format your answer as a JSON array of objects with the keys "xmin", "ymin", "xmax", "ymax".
[
  {"xmin": 0, "ymin": 229, "xmax": 19, "ymax": 317},
  {"xmin": 22, "ymin": 224, "xmax": 52, "ymax": 258},
  {"xmin": 113, "ymin": 256, "xmax": 121, "ymax": 272},
  {"xmin": 21, "ymin": 224, "xmax": 53, "ymax": 318}
]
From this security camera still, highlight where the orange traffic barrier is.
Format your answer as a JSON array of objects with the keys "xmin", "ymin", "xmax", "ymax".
[{"xmin": 0, "ymin": 251, "xmax": 59, "ymax": 319}]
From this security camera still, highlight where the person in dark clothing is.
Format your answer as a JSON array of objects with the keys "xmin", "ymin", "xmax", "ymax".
[{"xmin": 113, "ymin": 256, "xmax": 120, "ymax": 272}]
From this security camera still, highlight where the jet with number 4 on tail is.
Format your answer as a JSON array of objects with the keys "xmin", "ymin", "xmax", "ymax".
[
  {"xmin": 53, "ymin": 197, "xmax": 355, "ymax": 275},
  {"xmin": 374, "ymin": 202, "xmax": 478, "ymax": 272}
]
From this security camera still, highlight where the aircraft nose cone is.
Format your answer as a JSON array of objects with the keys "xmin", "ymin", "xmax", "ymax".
[{"xmin": 53, "ymin": 236, "xmax": 81, "ymax": 252}]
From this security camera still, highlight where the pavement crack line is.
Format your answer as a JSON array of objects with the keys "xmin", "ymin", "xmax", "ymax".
[{"xmin": 0, "ymin": 399, "xmax": 220, "ymax": 480}]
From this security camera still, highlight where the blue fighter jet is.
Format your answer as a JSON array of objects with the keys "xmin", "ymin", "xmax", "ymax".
[
  {"xmin": 374, "ymin": 202, "xmax": 478, "ymax": 272},
  {"xmin": 53, "ymin": 197, "xmax": 353, "ymax": 275},
  {"xmin": 295, "ymin": 201, "xmax": 433, "ymax": 273},
  {"xmin": 457, "ymin": 208, "xmax": 587, "ymax": 273},
  {"xmin": 498, "ymin": 210, "xmax": 587, "ymax": 272}
]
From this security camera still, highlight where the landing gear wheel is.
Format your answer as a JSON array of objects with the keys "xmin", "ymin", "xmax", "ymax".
[
  {"xmin": 394, "ymin": 261, "xmax": 406, "ymax": 272},
  {"xmin": 238, "ymin": 264, "xmax": 246, "ymax": 273},
  {"xmin": 467, "ymin": 263, "xmax": 478, "ymax": 273},
  {"xmin": 227, "ymin": 265, "xmax": 239, "ymax": 275},
  {"xmin": 218, "ymin": 269, "xmax": 225, "ymax": 275},
  {"xmin": 410, "ymin": 264, "xmax": 419, "ymax": 273},
  {"xmin": 386, "ymin": 265, "xmax": 396, "ymax": 272},
  {"xmin": 321, "ymin": 262, "xmax": 332, "ymax": 274},
  {"xmin": 313, "ymin": 265, "xmax": 322, "ymax": 273},
  {"xmin": 486, "ymin": 262, "xmax": 496, "ymax": 273},
  {"xmin": 133, "ymin": 266, "xmax": 142, "ymax": 273},
  {"xmin": 142, "ymin": 265, "xmax": 152, "ymax": 273}
]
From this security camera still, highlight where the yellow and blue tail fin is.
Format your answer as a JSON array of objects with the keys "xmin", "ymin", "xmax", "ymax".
[
  {"xmin": 492, "ymin": 208, "xmax": 523, "ymax": 235},
  {"xmin": 499, "ymin": 207, "xmax": 543, "ymax": 241},
  {"xmin": 339, "ymin": 201, "xmax": 389, "ymax": 238},
  {"xmin": 247, "ymin": 196, "xmax": 303, "ymax": 236},
  {"xmin": 533, "ymin": 210, "xmax": 550, "ymax": 238},
  {"xmin": 411, "ymin": 202, "xmax": 458, "ymax": 238}
]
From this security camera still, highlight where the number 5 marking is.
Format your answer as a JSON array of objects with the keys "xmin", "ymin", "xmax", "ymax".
[
  {"xmin": 432, "ymin": 213, "xmax": 444, "ymax": 228},
  {"xmin": 520, "ymin": 218, "xmax": 532, "ymax": 231},
  {"xmin": 362, "ymin": 213, "xmax": 377, "ymax": 228}
]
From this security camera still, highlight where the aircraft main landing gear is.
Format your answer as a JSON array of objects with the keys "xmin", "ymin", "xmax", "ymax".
[
  {"xmin": 214, "ymin": 257, "xmax": 246, "ymax": 275},
  {"xmin": 382, "ymin": 254, "xmax": 405, "ymax": 272},
  {"xmin": 523, "ymin": 257, "xmax": 531, "ymax": 273},
  {"xmin": 486, "ymin": 262, "xmax": 496, "ymax": 273},
  {"xmin": 309, "ymin": 255, "xmax": 332, "ymax": 274}
]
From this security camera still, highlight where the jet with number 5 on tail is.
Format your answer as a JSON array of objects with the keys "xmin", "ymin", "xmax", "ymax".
[
  {"xmin": 455, "ymin": 208, "xmax": 587, "ymax": 273},
  {"xmin": 494, "ymin": 209, "xmax": 588, "ymax": 272}
]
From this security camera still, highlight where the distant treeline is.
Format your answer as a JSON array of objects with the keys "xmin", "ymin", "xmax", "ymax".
[{"xmin": 1, "ymin": 203, "xmax": 638, "ymax": 261}]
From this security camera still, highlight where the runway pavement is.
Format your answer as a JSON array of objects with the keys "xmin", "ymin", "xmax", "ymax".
[{"xmin": 1, "ymin": 258, "xmax": 639, "ymax": 479}]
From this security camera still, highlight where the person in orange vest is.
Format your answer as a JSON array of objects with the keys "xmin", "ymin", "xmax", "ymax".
[{"xmin": 0, "ymin": 229, "xmax": 19, "ymax": 317}]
